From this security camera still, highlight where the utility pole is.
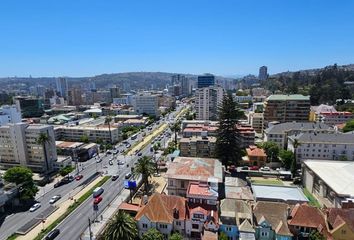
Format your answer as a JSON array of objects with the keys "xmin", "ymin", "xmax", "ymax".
[{"xmin": 88, "ymin": 217, "xmax": 93, "ymax": 240}]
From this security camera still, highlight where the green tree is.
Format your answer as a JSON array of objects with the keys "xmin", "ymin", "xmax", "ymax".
[
  {"xmin": 343, "ymin": 119, "xmax": 354, "ymax": 133},
  {"xmin": 102, "ymin": 210, "xmax": 138, "ymax": 240},
  {"xmin": 278, "ymin": 150, "xmax": 294, "ymax": 170},
  {"xmin": 59, "ymin": 165, "xmax": 74, "ymax": 176},
  {"xmin": 80, "ymin": 135, "xmax": 89, "ymax": 143},
  {"xmin": 170, "ymin": 121, "xmax": 181, "ymax": 148},
  {"xmin": 309, "ymin": 230, "xmax": 325, "ymax": 240},
  {"xmin": 291, "ymin": 138, "xmax": 301, "ymax": 177},
  {"xmin": 170, "ymin": 232, "xmax": 183, "ymax": 240},
  {"xmin": 141, "ymin": 228, "xmax": 163, "ymax": 240},
  {"xmin": 258, "ymin": 141, "xmax": 279, "ymax": 162},
  {"xmin": 105, "ymin": 115, "xmax": 113, "ymax": 144},
  {"xmin": 36, "ymin": 132, "xmax": 52, "ymax": 173},
  {"xmin": 219, "ymin": 232, "xmax": 228, "ymax": 240},
  {"xmin": 216, "ymin": 93, "xmax": 244, "ymax": 167},
  {"xmin": 3, "ymin": 166, "xmax": 38, "ymax": 200},
  {"xmin": 133, "ymin": 156, "xmax": 155, "ymax": 194}
]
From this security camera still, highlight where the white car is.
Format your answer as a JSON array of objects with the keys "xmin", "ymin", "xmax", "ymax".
[
  {"xmin": 260, "ymin": 166, "xmax": 271, "ymax": 171},
  {"xmin": 29, "ymin": 203, "xmax": 41, "ymax": 212},
  {"xmin": 49, "ymin": 195, "xmax": 61, "ymax": 204},
  {"xmin": 96, "ymin": 158, "xmax": 102, "ymax": 163}
]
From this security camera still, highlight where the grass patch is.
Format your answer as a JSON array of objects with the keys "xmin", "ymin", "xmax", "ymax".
[
  {"xmin": 32, "ymin": 176, "xmax": 110, "ymax": 240},
  {"xmin": 303, "ymin": 188, "xmax": 321, "ymax": 208},
  {"xmin": 251, "ymin": 178, "xmax": 284, "ymax": 186},
  {"xmin": 6, "ymin": 233, "xmax": 19, "ymax": 240}
]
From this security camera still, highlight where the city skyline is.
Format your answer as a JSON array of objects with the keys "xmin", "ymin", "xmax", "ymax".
[{"xmin": 1, "ymin": 1, "xmax": 354, "ymax": 77}]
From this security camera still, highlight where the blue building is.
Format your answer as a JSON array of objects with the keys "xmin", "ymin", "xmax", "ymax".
[
  {"xmin": 197, "ymin": 74, "xmax": 215, "ymax": 88},
  {"xmin": 219, "ymin": 199, "xmax": 255, "ymax": 240}
]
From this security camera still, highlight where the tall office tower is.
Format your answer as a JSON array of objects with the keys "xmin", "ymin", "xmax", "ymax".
[
  {"xmin": 195, "ymin": 86, "xmax": 224, "ymax": 120},
  {"xmin": 263, "ymin": 94, "xmax": 310, "ymax": 128},
  {"xmin": 258, "ymin": 66, "xmax": 268, "ymax": 81},
  {"xmin": 56, "ymin": 77, "xmax": 68, "ymax": 99},
  {"xmin": 181, "ymin": 77, "xmax": 191, "ymax": 96},
  {"xmin": 197, "ymin": 74, "xmax": 215, "ymax": 88},
  {"xmin": 123, "ymin": 81, "xmax": 131, "ymax": 92},
  {"xmin": 134, "ymin": 93, "xmax": 159, "ymax": 117},
  {"xmin": 14, "ymin": 96, "xmax": 44, "ymax": 118},
  {"xmin": 171, "ymin": 74, "xmax": 185, "ymax": 85},
  {"xmin": 68, "ymin": 88, "xmax": 83, "ymax": 106},
  {"xmin": 109, "ymin": 87, "xmax": 121, "ymax": 102},
  {"xmin": 0, "ymin": 123, "xmax": 57, "ymax": 173},
  {"xmin": 0, "ymin": 105, "xmax": 22, "ymax": 126}
]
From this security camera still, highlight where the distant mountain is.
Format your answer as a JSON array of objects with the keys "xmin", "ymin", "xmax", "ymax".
[
  {"xmin": 271, "ymin": 64, "xmax": 354, "ymax": 78},
  {"xmin": 0, "ymin": 72, "xmax": 235, "ymax": 90}
]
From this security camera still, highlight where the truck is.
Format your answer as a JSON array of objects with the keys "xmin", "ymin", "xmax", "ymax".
[{"xmin": 92, "ymin": 187, "xmax": 104, "ymax": 198}]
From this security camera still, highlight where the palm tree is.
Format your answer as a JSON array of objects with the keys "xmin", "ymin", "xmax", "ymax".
[
  {"xmin": 36, "ymin": 132, "xmax": 51, "ymax": 174},
  {"xmin": 291, "ymin": 138, "xmax": 301, "ymax": 177},
  {"xmin": 170, "ymin": 120, "xmax": 181, "ymax": 148},
  {"xmin": 102, "ymin": 210, "xmax": 138, "ymax": 240},
  {"xmin": 105, "ymin": 115, "xmax": 113, "ymax": 144},
  {"xmin": 133, "ymin": 156, "xmax": 154, "ymax": 194}
]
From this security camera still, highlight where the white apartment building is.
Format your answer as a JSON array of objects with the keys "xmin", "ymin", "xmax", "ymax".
[
  {"xmin": 288, "ymin": 132, "xmax": 354, "ymax": 162},
  {"xmin": 0, "ymin": 123, "xmax": 57, "ymax": 173},
  {"xmin": 54, "ymin": 124, "xmax": 120, "ymax": 144},
  {"xmin": 133, "ymin": 94, "xmax": 159, "ymax": 117},
  {"xmin": 248, "ymin": 112, "xmax": 263, "ymax": 133},
  {"xmin": 0, "ymin": 105, "xmax": 22, "ymax": 126},
  {"xmin": 195, "ymin": 86, "xmax": 223, "ymax": 121},
  {"xmin": 264, "ymin": 122, "xmax": 334, "ymax": 149}
]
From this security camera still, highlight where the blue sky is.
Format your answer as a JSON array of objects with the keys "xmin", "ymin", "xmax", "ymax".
[{"xmin": 1, "ymin": 0, "xmax": 354, "ymax": 77}]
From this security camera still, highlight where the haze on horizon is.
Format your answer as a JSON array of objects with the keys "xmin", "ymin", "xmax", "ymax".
[{"xmin": 1, "ymin": 0, "xmax": 354, "ymax": 77}]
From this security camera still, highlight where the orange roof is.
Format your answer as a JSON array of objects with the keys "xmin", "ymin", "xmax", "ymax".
[
  {"xmin": 135, "ymin": 193, "xmax": 186, "ymax": 223},
  {"xmin": 246, "ymin": 146, "xmax": 267, "ymax": 157},
  {"xmin": 327, "ymin": 208, "xmax": 354, "ymax": 233},
  {"xmin": 118, "ymin": 202, "xmax": 141, "ymax": 212},
  {"xmin": 288, "ymin": 203, "xmax": 325, "ymax": 228},
  {"xmin": 188, "ymin": 183, "xmax": 213, "ymax": 196}
]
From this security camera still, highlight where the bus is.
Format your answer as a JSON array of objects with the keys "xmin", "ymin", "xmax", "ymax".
[{"xmin": 131, "ymin": 134, "xmax": 138, "ymax": 140}]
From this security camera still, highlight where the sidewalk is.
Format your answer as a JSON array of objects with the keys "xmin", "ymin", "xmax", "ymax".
[
  {"xmin": 17, "ymin": 176, "xmax": 104, "ymax": 240},
  {"xmin": 81, "ymin": 188, "xmax": 131, "ymax": 240}
]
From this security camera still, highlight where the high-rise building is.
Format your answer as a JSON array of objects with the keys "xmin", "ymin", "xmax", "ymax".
[
  {"xmin": 195, "ymin": 86, "xmax": 223, "ymax": 120},
  {"xmin": 263, "ymin": 94, "xmax": 310, "ymax": 128},
  {"xmin": 56, "ymin": 77, "xmax": 68, "ymax": 99},
  {"xmin": 197, "ymin": 74, "xmax": 215, "ymax": 88},
  {"xmin": 0, "ymin": 105, "xmax": 22, "ymax": 126},
  {"xmin": 181, "ymin": 77, "xmax": 191, "ymax": 96},
  {"xmin": 109, "ymin": 87, "xmax": 121, "ymax": 102},
  {"xmin": 14, "ymin": 96, "xmax": 44, "ymax": 118},
  {"xmin": 68, "ymin": 88, "xmax": 83, "ymax": 106},
  {"xmin": 258, "ymin": 66, "xmax": 268, "ymax": 81},
  {"xmin": 134, "ymin": 93, "xmax": 159, "ymax": 117},
  {"xmin": 171, "ymin": 74, "xmax": 185, "ymax": 85},
  {"xmin": 0, "ymin": 123, "xmax": 57, "ymax": 173}
]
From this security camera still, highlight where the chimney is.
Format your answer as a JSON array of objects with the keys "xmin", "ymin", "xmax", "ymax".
[{"xmin": 173, "ymin": 208, "xmax": 179, "ymax": 219}]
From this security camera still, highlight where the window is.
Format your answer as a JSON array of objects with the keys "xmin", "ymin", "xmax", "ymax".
[
  {"xmin": 159, "ymin": 224, "xmax": 167, "ymax": 229},
  {"xmin": 260, "ymin": 230, "xmax": 269, "ymax": 237},
  {"xmin": 142, "ymin": 223, "xmax": 148, "ymax": 229},
  {"xmin": 225, "ymin": 226, "xmax": 232, "ymax": 232},
  {"xmin": 176, "ymin": 221, "xmax": 181, "ymax": 226},
  {"xmin": 341, "ymin": 229, "xmax": 346, "ymax": 234},
  {"xmin": 192, "ymin": 224, "xmax": 199, "ymax": 229},
  {"xmin": 169, "ymin": 180, "xmax": 174, "ymax": 186}
]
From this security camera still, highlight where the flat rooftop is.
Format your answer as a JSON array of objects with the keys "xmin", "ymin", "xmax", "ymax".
[
  {"xmin": 267, "ymin": 94, "xmax": 310, "ymax": 101},
  {"xmin": 304, "ymin": 160, "xmax": 354, "ymax": 197},
  {"xmin": 252, "ymin": 184, "xmax": 308, "ymax": 203}
]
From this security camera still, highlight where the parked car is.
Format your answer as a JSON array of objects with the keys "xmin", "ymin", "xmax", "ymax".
[
  {"xmin": 62, "ymin": 176, "xmax": 74, "ymax": 183},
  {"xmin": 75, "ymin": 175, "xmax": 83, "ymax": 181},
  {"xmin": 45, "ymin": 229, "xmax": 60, "ymax": 240},
  {"xmin": 137, "ymin": 152, "xmax": 142, "ymax": 156},
  {"xmin": 49, "ymin": 195, "xmax": 61, "ymax": 204},
  {"xmin": 260, "ymin": 166, "xmax": 271, "ymax": 171},
  {"xmin": 93, "ymin": 196, "xmax": 103, "ymax": 204},
  {"xmin": 250, "ymin": 166, "xmax": 259, "ymax": 171},
  {"xmin": 96, "ymin": 158, "xmax": 102, "ymax": 163},
  {"xmin": 241, "ymin": 166, "xmax": 249, "ymax": 170},
  {"xmin": 117, "ymin": 160, "xmax": 125, "ymax": 165},
  {"xmin": 293, "ymin": 177, "xmax": 302, "ymax": 184},
  {"xmin": 112, "ymin": 175, "xmax": 119, "ymax": 181},
  {"xmin": 125, "ymin": 173, "xmax": 132, "ymax": 179},
  {"xmin": 109, "ymin": 160, "xmax": 113, "ymax": 166},
  {"xmin": 29, "ymin": 203, "xmax": 41, "ymax": 212},
  {"xmin": 54, "ymin": 181, "xmax": 64, "ymax": 188}
]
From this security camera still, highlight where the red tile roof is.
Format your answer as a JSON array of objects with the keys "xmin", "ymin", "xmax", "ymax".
[
  {"xmin": 288, "ymin": 203, "xmax": 325, "ymax": 229},
  {"xmin": 327, "ymin": 208, "xmax": 354, "ymax": 233},
  {"xmin": 135, "ymin": 193, "xmax": 186, "ymax": 223},
  {"xmin": 187, "ymin": 182, "xmax": 216, "ymax": 197},
  {"xmin": 118, "ymin": 202, "xmax": 141, "ymax": 212},
  {"xmin": 246, "ymin": 146, "xmax": 267, "ymax": 157}
]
